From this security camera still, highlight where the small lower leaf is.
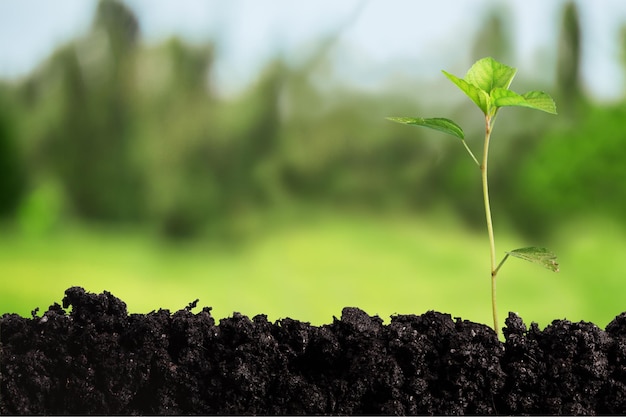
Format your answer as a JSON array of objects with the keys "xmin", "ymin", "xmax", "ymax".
[
  {"xmin": 386, "ymin": 117, "xmax": 464, "ymax": 139},
  {"xmin": 506, "ymin": 247, "xmax": 559, "ymax": 272}
]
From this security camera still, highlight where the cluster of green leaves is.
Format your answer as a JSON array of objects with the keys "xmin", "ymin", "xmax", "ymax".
[{"xmin": 389, "ymin": 57, "xmax": 556, "ymax": 141}]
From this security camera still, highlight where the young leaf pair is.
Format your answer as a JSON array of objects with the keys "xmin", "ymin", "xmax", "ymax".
[{"xmin": 389, "ymin": 57, "xmax": 558, "ymax": 337}]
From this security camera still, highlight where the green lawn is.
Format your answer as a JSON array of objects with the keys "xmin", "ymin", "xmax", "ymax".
[{"xmin": 1, "ymin": 209, "xmax": 625, "ymax": 330}]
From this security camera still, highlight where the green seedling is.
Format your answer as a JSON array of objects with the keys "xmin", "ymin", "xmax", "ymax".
[{"xmin": 388, "ymin": 57, "xmax": 559, "ymax": 337}]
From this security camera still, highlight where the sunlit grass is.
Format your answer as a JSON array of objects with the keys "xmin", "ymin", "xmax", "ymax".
[{"xmin": 1, "ymin": 210, "xmax": 625, "ymax": 330}]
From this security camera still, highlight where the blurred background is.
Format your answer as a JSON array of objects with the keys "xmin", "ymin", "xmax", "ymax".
[{"xmin": 1, "ymin": 0, "xmax": 626, "ymax": 329}]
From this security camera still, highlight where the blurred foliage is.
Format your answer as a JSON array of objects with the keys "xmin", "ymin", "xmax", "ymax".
[
  {"xmin": 511, "ymin": 103, "xmax": 626, "ymax": 236},
  {"xmin": 0, "ymin": 90, "xmax": 25, "ymax": 217},
  {"xmin": 0, "ymin": 0, "xmax": 625, "ymax": 243}
]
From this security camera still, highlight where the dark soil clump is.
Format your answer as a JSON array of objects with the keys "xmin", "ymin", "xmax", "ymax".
[{"xmin": 1, "ymin": 287, "xmax": 625, "ymax": 414}]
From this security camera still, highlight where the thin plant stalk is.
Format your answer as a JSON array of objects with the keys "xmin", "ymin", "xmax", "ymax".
[{"xmin": 481, "ymin": 114, "xmax": 499, "ymax": 337}]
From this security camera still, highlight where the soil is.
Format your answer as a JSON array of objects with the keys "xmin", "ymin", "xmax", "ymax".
[{"xmin": 2, "ymin": 287, "xmax": 626, "ymax": 415}]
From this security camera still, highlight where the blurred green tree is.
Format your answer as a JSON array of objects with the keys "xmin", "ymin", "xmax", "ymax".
[
  {"xmin": 471, "ymin": 6, "xmax": 512, "ymax": 64},
  {"xmin": 557, "ymin": 1, "xmax": 582, "ymax": 109},
  {"xmin": 231, "ymin": 59, "xmax": 285, "ymax": 204},
  {"xmin": 0, "ymin": 91, "xmax": 25, "ymax": 217},
  {"xmin": 135, "ymin": 38, "xmax": 219, "ymax": 239},
  {"xmin": 39, "ymin": 0, "xmax": 145, "ymax": 222}
]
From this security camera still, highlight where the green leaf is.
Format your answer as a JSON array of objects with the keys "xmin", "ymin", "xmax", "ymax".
[
  {"xmin": 464, "ymin": 57, "xmax": 517, "ymax": 93},
  {"xmin": 491, "ymin": 88, "xmax": 527, "ymax": 107},
  {"xmin": 492, "ymin": 89, "xmax": 558, "ymax": 114},
  {"xmin": 506, "ymin": 247, "xmax": 560, "ymax": 272},
  {"xmin": 522, "ymin": 91, "xmax": 558, "ymax": 114},
  {"xmin": 442, "ymin": 70, "xmax": 490, "ymax": 114},
  {"xmin": 386, "ymin": 117, "xmax": 464, "ymax": 139}
]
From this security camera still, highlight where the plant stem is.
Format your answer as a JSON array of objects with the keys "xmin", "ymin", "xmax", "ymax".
[
  {"xmin": 495, "ymin": 253, "xmax": 510, "ymax": 275},
  {"xmin": 462, "ymin": 139, "xmax": 480, "ymax": 167},
  {"xmin": 481, "ymin": 115, "xmax": 499, "ymax": 337}
]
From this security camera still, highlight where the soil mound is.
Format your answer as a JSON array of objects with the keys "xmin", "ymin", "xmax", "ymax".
[{"xmin": 2, "ymin": 287, "xmax": 626, "ymax": 414}]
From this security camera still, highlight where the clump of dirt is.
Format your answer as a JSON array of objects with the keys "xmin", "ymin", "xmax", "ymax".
[{"xmin": 1, "ymin": 287, "xmax": 625, "ymax": 414}]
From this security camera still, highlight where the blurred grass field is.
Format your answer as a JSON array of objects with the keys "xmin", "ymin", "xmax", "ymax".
[{"xmin": 2, "ymin": 208, "xmax": 625, "ymax": 330}]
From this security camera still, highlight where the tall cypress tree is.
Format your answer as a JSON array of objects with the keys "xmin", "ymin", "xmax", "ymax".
[
  {"xmin": 471, "ymin": 7, "xmax": 512, "ymax": 65},
  {"xmin": 48, "ymin": 0, "xmax": 145, "ymax": 221},
  {"xmin": 557, "ymin": 1, "xmax": 582, "ymax": 105}
]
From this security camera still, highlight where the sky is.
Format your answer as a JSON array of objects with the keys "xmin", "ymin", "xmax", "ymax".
[{"xmin": 1, "ymin": 0, "xmax": 626, "ymax": 100}]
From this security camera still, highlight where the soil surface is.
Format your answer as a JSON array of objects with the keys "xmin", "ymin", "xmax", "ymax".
[{"xmin": 2, "ymin": 287, "xmax": 626, "ymax": 414}]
